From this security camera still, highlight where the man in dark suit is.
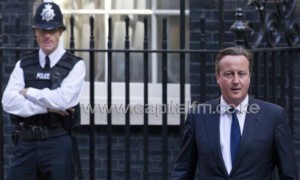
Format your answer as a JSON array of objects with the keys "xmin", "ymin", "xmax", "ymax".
[{"xmin": 171, "ymin": 47, "xmax": 298, "ymax": 179}]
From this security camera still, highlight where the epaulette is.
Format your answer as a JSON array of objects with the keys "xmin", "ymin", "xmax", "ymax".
[
  {"xmin": 56, "ymin": 51, "xmax": 82, "ymax": 70},
  {"xmin": 20, "ymin": 49, "xmax": 39, "ymax": 59},
  {"xmin": 20, "ymin": 50, "xmax": 39, "ymax": 68}
]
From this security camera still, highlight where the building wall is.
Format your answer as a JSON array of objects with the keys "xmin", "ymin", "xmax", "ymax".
[
  {"xmin": 0, "ymin": 1, "xmax": 182, "ymax": 179},
  {"xmin": 76, "ymin": 126, "xmax": 180, "ymax": 179},
  {"xmin": 1, "ymin": 0, "xmax": 300, "ymax": 179},
  {"xmin": 1, "ymin": 0, "xmax": 37, "ymax": 177}
]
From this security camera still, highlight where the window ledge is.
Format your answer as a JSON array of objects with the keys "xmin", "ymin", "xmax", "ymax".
[{"xmin": 80, "ymin": 82, "xmax": 191, "ymax": 125}]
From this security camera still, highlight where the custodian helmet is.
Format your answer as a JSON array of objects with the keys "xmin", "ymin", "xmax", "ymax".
[{"xmin": 32, "ymin": 2, "xmax": 66, "ymax": 30}]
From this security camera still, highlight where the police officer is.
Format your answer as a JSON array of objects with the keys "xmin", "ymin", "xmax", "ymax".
[{"xmin": 2, "ymin": 1, "xmax": 85, "ymax": 180}]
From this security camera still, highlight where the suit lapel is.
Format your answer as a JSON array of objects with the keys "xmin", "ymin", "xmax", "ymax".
[
  {"xmin": 230, "ymin": 98, "xmax": 262, "ymax": 174},
  {"xmin": 205, "ymin": 100, "xmax": 228, "ymax": 176}
]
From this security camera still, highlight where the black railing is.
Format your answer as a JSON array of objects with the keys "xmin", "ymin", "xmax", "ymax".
[
  {"xmin": 88, "ymin": 15, "xmax": 96, "ymax": 180},
  {"xmin": 0, "ymin": 5, "xmax": 299, "ymax": 180},
  {"xmin": 107, "ymin": 16, "xmax": 113, "ymax": 180},
  {"xmin": 0, "ymin": 13, "xmax": 4, "ymax": 180},
  {"xmin": 124, "ymin": 16, "xmax": 131, "ymax": 180},
  {"xmin": 142, "ymin": 16, "xmax": 149, "ymax": 180}
]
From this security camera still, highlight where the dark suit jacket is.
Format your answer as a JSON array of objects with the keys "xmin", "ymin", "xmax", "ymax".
[{"xmin": 171, "ymin": 97, "xmax": 298, "ymax": 180}]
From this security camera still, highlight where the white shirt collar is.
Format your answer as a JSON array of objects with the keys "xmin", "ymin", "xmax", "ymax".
[
  {"xmin": 39, "ymin": 48, "xmax": 66, "ymax": 68},
  {"xmin": 220, "ymin": 95, "xmax": 249, "ymax": 115}
]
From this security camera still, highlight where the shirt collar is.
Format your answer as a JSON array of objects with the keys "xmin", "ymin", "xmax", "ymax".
[
  {"xmin": 39, "ymin": 48, "xmax": 66, "ymax": 68},
  {"xmin": 220, "ymin": 95, "xmax": 249, "ymax": 115}
]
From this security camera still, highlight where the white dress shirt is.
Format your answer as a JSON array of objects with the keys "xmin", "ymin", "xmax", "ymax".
[
  {"xmin": 2, "ymin": 48, "xmax": 86, "ymax": 117},
  {"xmin": 219, "ymin": 95, "xmax": 248, "ymax": 174}
]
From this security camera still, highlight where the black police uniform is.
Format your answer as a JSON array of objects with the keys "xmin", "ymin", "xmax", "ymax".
[
  {"xmin": 3, "ymin": 2, "xmax": 84, "ymax": 180},
  {"xmin": 7, "ymin": 50, "xmax": 81, "ymax": 180}
]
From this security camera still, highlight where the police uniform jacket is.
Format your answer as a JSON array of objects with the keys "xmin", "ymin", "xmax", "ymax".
[{"xmin": 2, "ymin": 47, "xmax": 86, "ymax": 118}]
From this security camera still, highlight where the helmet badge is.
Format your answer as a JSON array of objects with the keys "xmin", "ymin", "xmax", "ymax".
[{"xmin": 40, "ymin": 3, "xmax": 56, "ymax": 22}]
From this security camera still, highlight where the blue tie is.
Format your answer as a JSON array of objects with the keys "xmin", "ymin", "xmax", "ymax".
[{"xmin": 230, "ymin": 108, "xmax": 241, "ymax": 163}]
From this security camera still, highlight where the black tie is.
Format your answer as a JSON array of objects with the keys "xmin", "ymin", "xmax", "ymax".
[
  {"xmin": 45, "ymin": 56, "xmax": 50, "ymax": 69},
  {"xmin": 230, "ymin": 108, "xmax": 241, "ymax": 163}
]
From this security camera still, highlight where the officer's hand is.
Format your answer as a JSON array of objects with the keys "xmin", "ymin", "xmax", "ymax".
[
  {"xmin": 47, "ymin": 108, "xmax": 70, "ymax": 116},
  {"xmin": 19, "ymin": 88, "xmax": 28, "ymax": 96},
  {"xmin": 66, "ymin": 108, "xmax": 75, "ymax": 113}
]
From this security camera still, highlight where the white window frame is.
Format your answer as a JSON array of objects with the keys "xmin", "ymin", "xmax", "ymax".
[{"xmin": 52, "ymin": 0, "xmax": 191, "ymax": 125}]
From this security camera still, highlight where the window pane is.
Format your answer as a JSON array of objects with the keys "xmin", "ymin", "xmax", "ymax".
[
  {"xmin": 54, "ymin": 0, "xmax": 189, "ymax": 84},
  {"xmin": 53, "ymin": 0, "xmax": 104, "ymax": 10},
  {"xmin": 157, "ymin": 1, "xmax": 189, "ymax": 9},
  {"xmin": 111, "ymin": 15, "xmax": 152, "ymax": 82},
  {"xmin": 156, "ymin": 16, "xmax": 190, "ymax": 83},
  {"xmin": 113, "ymin": 0, "xmax": 150, "ymax": 9},
  {"xmin": 62, "ymin": 14, "xmax": 106, "ymax": 81}
]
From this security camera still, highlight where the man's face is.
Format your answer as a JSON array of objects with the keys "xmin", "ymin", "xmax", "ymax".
[
  {"xmin": 216, "ymin": 55, "xmax": 251, "ymax": 106},
  {"xmin": 34, "ymin": 28, "xmax": 63, "ymax": 55}
]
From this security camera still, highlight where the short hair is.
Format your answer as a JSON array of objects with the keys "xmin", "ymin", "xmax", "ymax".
[{"xmin": 215, "ymin": 47, "xmax": 253, "ymax": 75}]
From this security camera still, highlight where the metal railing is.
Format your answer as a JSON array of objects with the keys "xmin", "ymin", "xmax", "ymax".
[{"xmin": 1, "ymin": 4, "xmax": 299, "ymax": 180}]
